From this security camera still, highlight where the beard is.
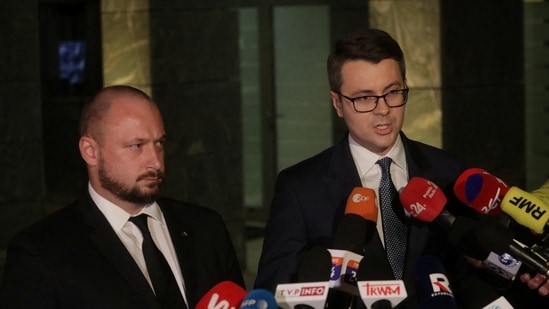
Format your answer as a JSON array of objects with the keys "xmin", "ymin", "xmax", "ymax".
[{"xmin": 97, "ymin": 158, "xmax": 164, "ymax": 205}]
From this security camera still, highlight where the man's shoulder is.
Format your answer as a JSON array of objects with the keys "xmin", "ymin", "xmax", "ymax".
[
  {"xmin": 402, "ymin": 134, "xmax": 464, "ymax": 167},
  {"xmin": 402, "ymin": 134, "xmax": 459, "ymax": 157},
  {"xmin": 157, "ymin": 197, "xmax": 223, "ymax": 221},
  {"xmin": 278, "ymin": 141, "xmax": 348, "ymax": 176},
  {"xmin": 8, "ymin": 199, "xmax": 85, "ymax": 246}
]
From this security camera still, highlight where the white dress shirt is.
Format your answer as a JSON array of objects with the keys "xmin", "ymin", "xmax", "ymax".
[
  {"xmin": 348, "ymin": 135, "xmax": 409, "ymax": 248},
  {"xmin": 88, "ymin": 183, "xmax": 188, "ymax": 305}
]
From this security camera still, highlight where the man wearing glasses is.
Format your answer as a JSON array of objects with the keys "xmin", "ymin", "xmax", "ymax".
[{"xmin": 254, "ymin": 28, "xmax": 472, "ymax": 308}]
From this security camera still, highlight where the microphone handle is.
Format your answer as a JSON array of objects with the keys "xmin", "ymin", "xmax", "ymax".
[
  {"xmin": 437, "ymin": 210, "xmax": 456, "ymax": 229},
  {"xmin": 372, "ymin": 299, "xmax": 393, "ymax": 309},
  {"xmin": 509, "ymin": 239, "xmax": 549, "ymax": 276}
]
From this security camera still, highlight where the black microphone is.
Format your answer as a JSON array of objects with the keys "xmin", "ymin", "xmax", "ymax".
[
  {"xmin": 414, "ymin": 255, "xmax": 457, "ymax": 309},
  {"xmin": 297, "ymin": 246, "xmax": 333, "ymax": 282},
  {"xmin": 355, "ymin": 255, "xmax": 407, "ymax": 309},
  {"xmin": 275, "ymin": 247, "xmax": 332, "ymax": 309}
]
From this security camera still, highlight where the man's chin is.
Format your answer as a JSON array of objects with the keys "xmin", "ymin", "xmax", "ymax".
[{"xmin": 119, "ymin": 187, "xmax": 161, "ymax": 205}]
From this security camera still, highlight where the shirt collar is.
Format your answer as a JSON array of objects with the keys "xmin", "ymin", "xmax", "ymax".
[
  {"xmin": 88, "ymin": 183, "xmax": 165, "ymax": 232},
  {"xmin": 348, "ymin": 134, "xmax": 407, "ymax": 174}
]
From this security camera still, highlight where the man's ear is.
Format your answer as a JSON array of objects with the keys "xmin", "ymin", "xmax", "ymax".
[
  {"xmin": 79, "ymin": 136, "xmax": 98, "ymax": 166},
  {"xmin": 330, "ymin": 91, "xmax": 344, "ymax": 118}
]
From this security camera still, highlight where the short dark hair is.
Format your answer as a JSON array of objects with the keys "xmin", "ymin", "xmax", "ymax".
[
  {"xmin": 327, "ymin": 28, "xmax": 406, "ymax": 93},
  {"xmin": 79, "ymin": 85, "xmax": 152, "ymax": 142}
]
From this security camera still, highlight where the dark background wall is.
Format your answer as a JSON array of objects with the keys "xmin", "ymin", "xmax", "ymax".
[
  {"xmin": 0, "ymin": 0, "xmax": 545, "ymax": 286},
  {"xmin": 441, "ymin": 0, "xmax": 525, "ymax": 187}
]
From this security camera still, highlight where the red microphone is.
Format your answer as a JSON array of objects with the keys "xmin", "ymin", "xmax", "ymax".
[
  {"xmin": 454, "ymin": 168, "xmax": 509, "ymax": 215},
  {"xmin": 399, "ymin": 177, "xmax": 449, "ymax": 225},
  {"xmin": 401, "ymin": 177, "xmax": 534, "ymax": 281},
  {"xmin": 453, "ymin": 167, "xmax": 487, "ymax": 204},
  {"xmin": 195, "ymin": 281, "xmax": 247, "ymax": 309}
]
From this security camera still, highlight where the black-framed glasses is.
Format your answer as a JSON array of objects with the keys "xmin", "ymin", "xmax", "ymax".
[{"xmin": 339, "ymin": 88, "xmax": 409, "ymax": 113}]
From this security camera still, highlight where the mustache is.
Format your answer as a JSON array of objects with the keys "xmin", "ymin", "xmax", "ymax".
[{"xmin": 137, "ymin": 170, "xmax": 165, "ymax": 181}]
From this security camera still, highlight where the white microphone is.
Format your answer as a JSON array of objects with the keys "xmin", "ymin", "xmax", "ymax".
[
  {"xmin": 357, "ymin": 280, "xmax": 407, "ymax": 309},
  {"xmin": 274, "ymin": 282, "xmax": 330, "ymax": 309}
]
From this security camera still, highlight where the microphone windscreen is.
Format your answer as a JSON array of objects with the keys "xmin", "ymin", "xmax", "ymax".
[
  {"xmin": 345, "ymin": 187, "xmax": 378, "ymax": 222},
  {"xmin": 296, "ymin": 246, "xmax": 333, "ymax": 282},
  {"xmin": 239, "ymin": 289, "xmax": 278, "ymax": 309},
  {"xmin": 357, "ymin": 255, "xmax": 394, "ymax": 281},
  {"xmin": 454, "ymin": 167, "xmax": 488, "ymax": 204},
  {"xmin": 332, "ymin": 214, "xmax": 376, "ymax": 254},
  {"xmin": 399, "ymin": 177, "xmax": 447, "ymax": 222},
  {"xmin": 195, "ymin": 281, "xmax": 247, "ymax": 309},
  {"xmin": 332, "ymin": 187, "xmax": 378, "ymax": 254},
  {"xmin": 414, "ymin": 255, "xmax": 457, "ymax": 309},
  {"xmin": 454, "ymin": 169, "xmax": 509, "ymax": 215},
  {"xmin": 501, "ymin": 186, "xmax": 549, "ymax": 234}
]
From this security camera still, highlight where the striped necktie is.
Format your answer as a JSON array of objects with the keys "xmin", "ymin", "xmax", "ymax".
[{"xmin": 377, "ymin": 157, "xmax": 408, "ymax": 279}]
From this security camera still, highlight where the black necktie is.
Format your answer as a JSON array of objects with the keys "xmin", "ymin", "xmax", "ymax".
[
  {"xmin": 129, "ymin": 214, "xmax": 187, "ymax": 309},
  {"xmin": 377, "ymin": 157, "xmax": 408, "ymax": 279}
]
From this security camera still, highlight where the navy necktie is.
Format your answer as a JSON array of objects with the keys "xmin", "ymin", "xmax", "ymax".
[
  {"xmin": 377, "ymin": 157, "xmax": 408, "ymax": 279},
  {"xmin": 129, "ymin": 214, "xmax": 187, "ymax": 309}
]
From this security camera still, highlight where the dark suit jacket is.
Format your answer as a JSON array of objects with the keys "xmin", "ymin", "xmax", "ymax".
[
  {"xmin": 0, "ymin": 195, "xmax": 245, "ymax": 308},
  {"xmin": 254, "ymin": 132, "xmax": 469, "ymax": 308}
]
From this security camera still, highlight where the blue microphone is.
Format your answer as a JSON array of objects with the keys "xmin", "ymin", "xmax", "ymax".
[
  {"xmin": 240, "ymin": 289, "xmax": 278, "ymax": 309},
  {"xmin": 414, "ymin": 255, "xmax": 458, "ymax": 309}
]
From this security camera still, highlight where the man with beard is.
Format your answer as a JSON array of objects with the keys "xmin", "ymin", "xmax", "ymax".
[{"xmin": 0, "ymin": 85, "xmax": 245, "ymax": 308}]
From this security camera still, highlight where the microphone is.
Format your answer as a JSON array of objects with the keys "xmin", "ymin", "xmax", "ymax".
[
  {"xmin": 333, "ymin": 187, "xmax": 378, "ymax": 253},
  {"xmin": 297, "ymin": 246, "xmax": 333, "ymax": 282},
  {"xmin": 454, "ymin": 168, "xmax": 509, "ymax": 215},
  {"xmin": 414, "ymin": 255, "xmax": 457, "ymax": 308},
  {"xmin": 400, "ymin": 177, "xmax": 549, "ymax": 279},
  {"xmin": 275, "ymin": 282, "xmax": 330, "ymax": 309},
  {"xmin": 195, "ymin": 281, "xmax": 247, "ymax": 309},
  {"xmin": 356, "ymin": 257, "xmax": 407, "ymax": 309},
  {"xmin": 240, "ymin": 289, "xmax": 278, "ymax": 309},
  {"xmin": 329, "ymin": 187, "xmax": 378, "ymax": 295},
  {"xmin": 399, "ymin": 177, "xmax": 453, "ymax": 228},
  {"xmin": 501, "ymin": 186, "xmax": 549, "ymax": 235},
  {"xmin": 275, "ymin": 247, "xmax": 332, "ymax": 309},
  {"xmin": 456, "ymin": 170, "xmax": 549, "ymax": 264},
  {"xmin": 452, "ymin": 171, "xmax": 524, "ymax": 279},
  {"xmin": 454, "ymin": 274, "xmax": 513, "ymax": 309}
]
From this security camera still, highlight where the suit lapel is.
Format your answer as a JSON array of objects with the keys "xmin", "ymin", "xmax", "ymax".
[
  {"xmin": 323, "ymin": 138, "xmax": 395, "ymax": 278},
  {"xmin": 324, "ymin": 138, "xmax": 362, "ymax": 213},
  {"xmin": 328, "ymin": 134, "xmax": 433, "ymax": 280},
  {"xmin": 159, "ymin": 203, "xmax": 198, "ymax": 308},
  {"xmin": 77, "ymin": 197, "xmax": 159, "ymax": 308},
  {"xmin": 401, "ymin": 133, "xmax": 434, "ymax": 277}
]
